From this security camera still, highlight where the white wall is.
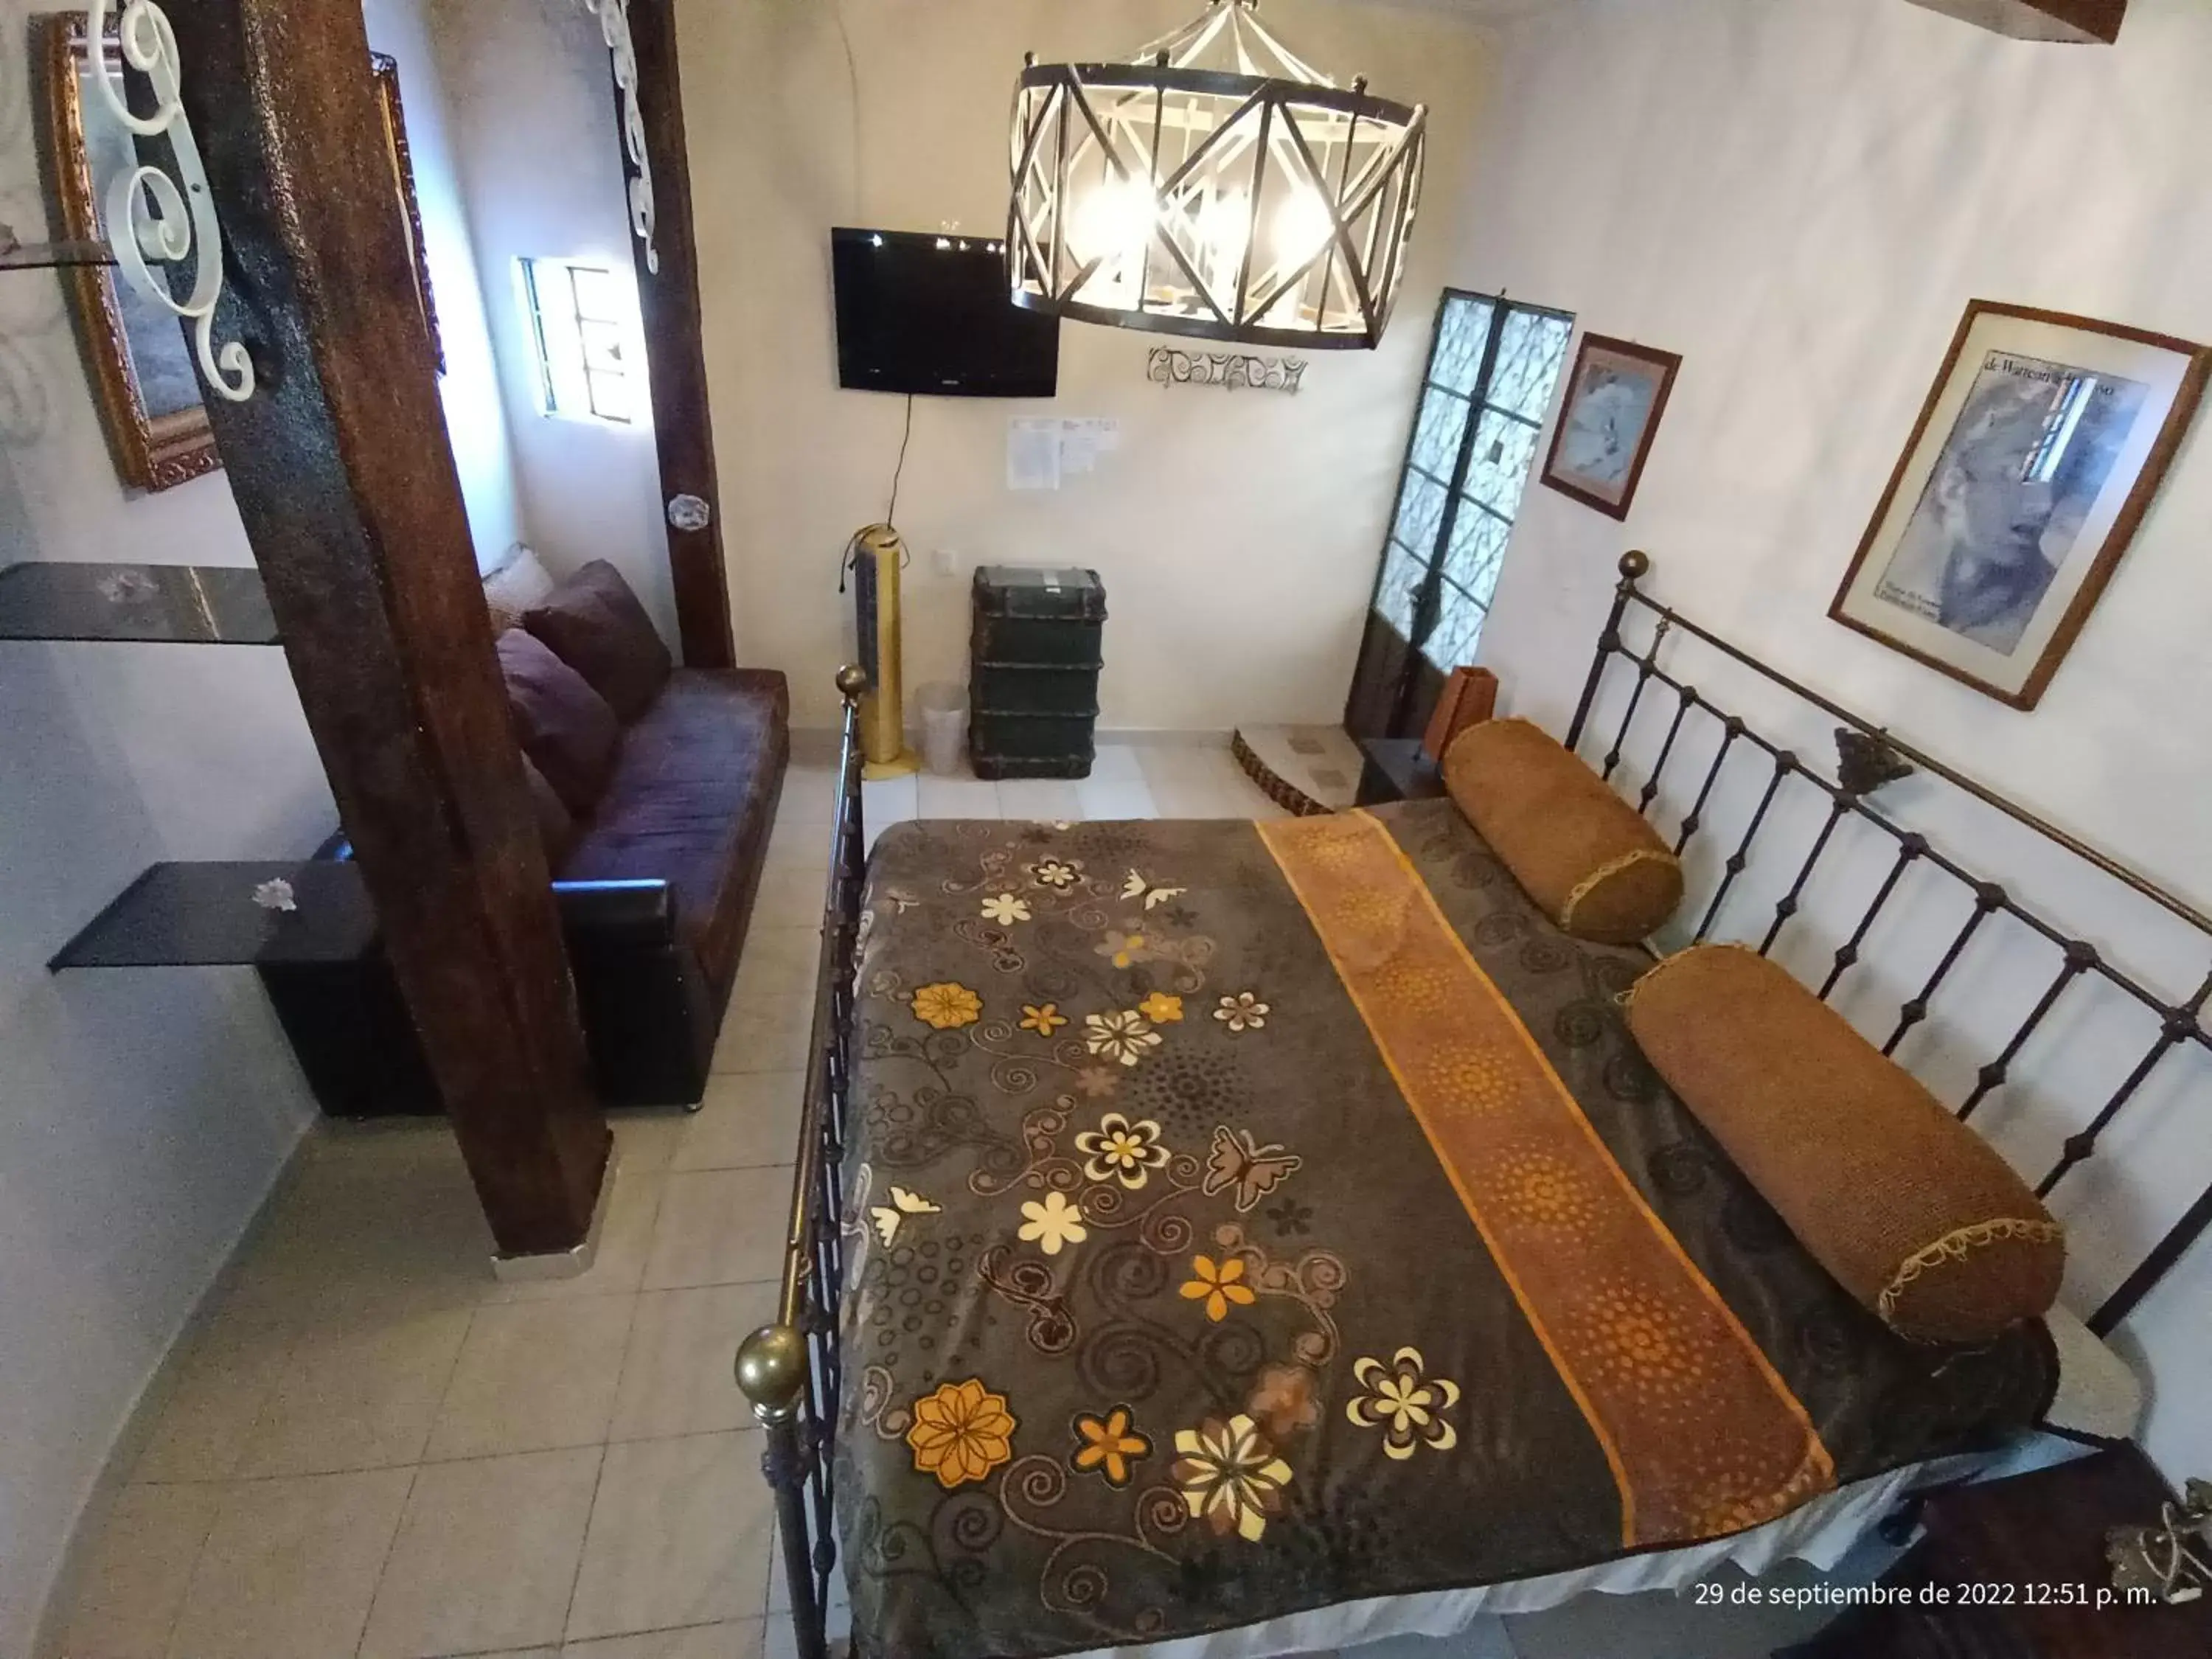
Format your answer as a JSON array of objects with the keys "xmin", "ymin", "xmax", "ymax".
[
  {"xmin": 0, "ymin": 27, "xmax": 330, "ymax": 1659},
  {"xmin": 364, "ymin": 0, "xmax": 529, "ymax": 568},
  {"xmin": 0, "ymin": 0, "xmax": 521, "ymax": 1646},
  {"xmin": 678, "ymin": 0, "xmax": 1493, "ymax": 727},
  {"xmin": 1453, "ymin": 0, "xmax": 2212, "ymax": 1479},
  {"xmin": 428, "ymin": 0, "xmax": 675, "ymax": 638}
]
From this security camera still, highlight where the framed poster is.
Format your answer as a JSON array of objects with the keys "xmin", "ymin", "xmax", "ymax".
[
  {"xmin": 1540, "ymin": 333, "xmax": 1680, "ymax": 519},
  {"xmin": 1832, "ymin": 301, "xmax": 2210, "ymax": 709}
]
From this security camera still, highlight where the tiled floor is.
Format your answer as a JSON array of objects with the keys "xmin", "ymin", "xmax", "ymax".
[
  {"xmin": 58, "ymin": 742, "xmax": 1846, "ymax": 1659},
  {"xmin": 52, "ymin": 742, "xmax": 1281, "ymax": 1659}
]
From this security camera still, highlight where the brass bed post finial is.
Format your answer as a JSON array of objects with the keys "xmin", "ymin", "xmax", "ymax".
[
  {"xmin": 736, "ymin": 1322, "xmax": 810, "ymax": 1425},
  {"xmin": 836, "ymin": 663, "xmax": 870, "ymax": 702},
  {"xmin": 1568, "ymin": 552, "xmax": 1654, "ymax": 751}
]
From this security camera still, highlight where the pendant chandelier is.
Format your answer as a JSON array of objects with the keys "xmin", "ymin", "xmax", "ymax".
[{"xmin": 1008, "ymin": 0, "xmax": 1427, "ymax": 351}]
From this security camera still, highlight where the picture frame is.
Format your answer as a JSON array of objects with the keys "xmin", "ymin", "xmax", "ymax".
[
  {"xmin": 1830, "ymin": 300, "xmax": 2210, "ymax": 710},
  {"xmin": 372, "ymin": 52, "xmax": 445, "ymax": 377},
  {"xmin": 1540, "ymin": 333, "xmax": 1680, "ymax": 519},
  {"xmin": 37, "ymin": 21, "xmax": 442, "ymax": 495},
  {"xmin": 40, "ymin": 10, "xmax": 219, "ymax": 493}
]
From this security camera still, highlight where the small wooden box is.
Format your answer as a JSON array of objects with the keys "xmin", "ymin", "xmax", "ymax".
[{"xmin": 1422, "ymin": 666, "xmax": 1498, "ymax": 761}]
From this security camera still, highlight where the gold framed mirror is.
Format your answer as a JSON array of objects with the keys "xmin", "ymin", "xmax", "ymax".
[
  {"xmin": 36, "ymin": 20, "xmax": 443, "ymax": 493},
  {"xmin": 39, "ymin": 10, "xmax": 216, "ymax": 492}
]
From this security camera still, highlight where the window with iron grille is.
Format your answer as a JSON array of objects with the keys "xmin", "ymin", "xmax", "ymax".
[
  {"xmin": 1346, "ymin": 290, "xmax": 1575, "ymax": 738},
  {"xmin": 521, "ymin": 257, "xmax": 638, "ymax": 426}
]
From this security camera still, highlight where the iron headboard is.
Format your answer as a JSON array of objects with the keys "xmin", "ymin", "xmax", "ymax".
[{"xmin": 1568, "ymin": 550, "xmax": 2211, "ymax": 1339}]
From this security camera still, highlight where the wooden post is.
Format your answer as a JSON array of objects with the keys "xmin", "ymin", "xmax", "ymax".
[
  {"xmin": 621, "ymin": 0, "xmax": 737, "ymax": 670},
  {"xmin": 169, "ymin": 0, "xmax": 610, "ymax": 1256},
  {"xmin": 1902, "ymin": 0, "xmax": 2125, "ymax": 42}
]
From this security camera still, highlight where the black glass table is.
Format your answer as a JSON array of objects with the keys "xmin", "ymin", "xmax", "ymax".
[
  {"xmin": 49, "ymin": 860, "xmax": 377, "ymax": 970},
  {"xmin": 0, "ymin": 563, "xmax": 279, "ymax": 645},
  {"xmin": 51, "ymin": 860, "xmax": 439, "ymax": 1116}
]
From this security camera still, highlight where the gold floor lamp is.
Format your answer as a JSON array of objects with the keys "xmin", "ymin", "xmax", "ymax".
[{"xmin": 849, "ymin": 522, "xmax": 919, "ymax": 779}]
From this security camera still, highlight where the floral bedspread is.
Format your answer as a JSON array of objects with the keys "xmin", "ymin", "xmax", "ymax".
[{"xmin": 835, "ymin": 801, "xmax": 2055, "ymax": 1659}]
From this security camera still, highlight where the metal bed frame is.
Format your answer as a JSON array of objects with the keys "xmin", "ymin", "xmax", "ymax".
[{"xmin": 735, "ymin": 559, "xmax": 2212, "ymax": 1659}]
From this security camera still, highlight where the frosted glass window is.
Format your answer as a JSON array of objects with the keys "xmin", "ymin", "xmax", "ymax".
[
  {"xmin": 1489, "ymin": 310, "xmax": 1574, "ymax": 422},
  {"xmin": 1409, "ymin": 386, "xmax": 1470, "ymax": 480},
  {"xmin": 1462, "ymin": 411, "xmax": 1543, "ymax": 521},
  {"xmin": 1361, "ymin": 291, "xmax": 1573, "ymax": 687},
  {"xmin": 522, "ymin": 257, "xmax": 640, "ymax": 425},
  {"xmin": 1427, "ymin": 295, "xmax": 1497, "ymax": 396},
  {"xmin": 1389, "ymin": 471, "xmax": 1448, "ymax": 559}
]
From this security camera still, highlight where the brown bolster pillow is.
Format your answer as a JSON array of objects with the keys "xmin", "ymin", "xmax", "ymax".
[
  {"xmin": 1441, "ymin": 717, "xmax": 1683, "ymax": 943},
  {"xmin": 1627, "ymin": 944, "xmax": 2065, "ymax": 1343}
]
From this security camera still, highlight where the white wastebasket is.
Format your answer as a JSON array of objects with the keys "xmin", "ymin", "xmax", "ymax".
[{"xmin": 917, "ymin": 682, "xmax": 968, "ymax": 776}]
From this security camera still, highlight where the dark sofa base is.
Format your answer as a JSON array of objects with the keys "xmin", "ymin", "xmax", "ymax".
[{"xmin": 292, "ymin": 668, "xmax": 790, "ymax": 1115}]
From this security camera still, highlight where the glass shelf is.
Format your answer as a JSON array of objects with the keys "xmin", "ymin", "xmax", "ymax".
[
  {"xmin": 0, "ymin": 562, "xmax": 279, "ymax": 644},
  {"xmin": 0, "ymin": 239, "xmax": 115, "ymax": 270},
  {"xmin": 49, "ymin": 860, "xmax": 380, "ymax": 970}
]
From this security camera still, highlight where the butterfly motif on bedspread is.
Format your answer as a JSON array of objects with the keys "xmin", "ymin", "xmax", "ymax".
[
  {"xmin": 1121, "ymin": 869, "xmax": 1188, "ymax": 911},
  {"xmin": 871, "ymin": 1186, "xmax": 942, "ymax": 1245},
  {"xmin": 1204, "ymin": 1125, "xmax": 1302, "ymax": 1213}
]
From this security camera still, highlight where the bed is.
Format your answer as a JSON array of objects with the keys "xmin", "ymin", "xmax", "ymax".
[{"xmin": 737, "ymin": 554, "xmax": 2202, "ymax": 1659}]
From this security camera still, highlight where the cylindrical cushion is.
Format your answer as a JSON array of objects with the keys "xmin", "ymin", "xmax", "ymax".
[
  {"xmin": 1627, "ymin": 944, "xmax": 2065, "ymax": 1343},
  {"xmin": 1441, "ymin": 717, "xmax": 1683, "ymax": 943}
]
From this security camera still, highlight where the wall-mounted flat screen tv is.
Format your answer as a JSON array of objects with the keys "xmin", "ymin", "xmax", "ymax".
[{"xmin": 831, "ymin": 226, "xmax": 1060, "ymax": 398}]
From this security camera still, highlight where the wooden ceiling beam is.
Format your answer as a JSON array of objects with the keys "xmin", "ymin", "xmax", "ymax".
[
  {"xmin": 622, "ymin": 0, "xmax": 736, "ymax": 670},
  {"xmin": 167, "ymin": 0, "xmax": 610, "ymax": 1259},
  {"xmin": 1903, "ymin": 0, "xmax": 2126, "ymax": 44}
]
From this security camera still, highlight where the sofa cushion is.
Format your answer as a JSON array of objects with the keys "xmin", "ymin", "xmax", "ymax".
[
  {"xmin": 483, "ymin": 543, "xmax": 556, "ymax": 635},
  {"xmin": 497, "ymin": 628, "xmax": 621, "ymax": 813},
  {"xmin": 524, "ymin": 560, "xmax": 673, "ymax": 722},
  {"xmin": 559, "ymin": 669, "xmax": 791, "ymax": 998}
]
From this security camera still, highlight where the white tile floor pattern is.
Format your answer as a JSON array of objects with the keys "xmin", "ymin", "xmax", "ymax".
[{"xmin": 58, "ymin": 742, "xmax": 1845, "ymax": 1659}]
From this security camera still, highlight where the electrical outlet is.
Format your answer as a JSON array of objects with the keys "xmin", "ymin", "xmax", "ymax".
[{"xmin": 932, "ymin": 547, "xmax": 958, "ymax": 578}]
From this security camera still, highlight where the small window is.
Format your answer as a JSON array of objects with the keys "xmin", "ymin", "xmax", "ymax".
[{"xmin": 521, "ymin": 257, "xmax": 639, "ymax": 425}]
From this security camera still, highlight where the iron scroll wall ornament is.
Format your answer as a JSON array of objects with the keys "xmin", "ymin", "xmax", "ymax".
[
  {"xmin": 1147, "ymin": 345, "xmax": 1306, "ymax": 392},
  {"xmin": 577, "ymin": 0, "xmax": 658, "ymax": 274},
  {"xmin": 85, "ymin": 0, "xmax": 253, "ymax": 402}
]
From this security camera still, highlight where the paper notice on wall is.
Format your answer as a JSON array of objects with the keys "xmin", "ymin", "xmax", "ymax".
[
  {"xmin": 1007, "ymin": 419, "xmax": 1061, "ymax": 490},
  {"xmin": 1008, "ymin": 417, "xmax": 1123, "ymax": 487},
  {"xmin": 1060, "ymin": 417, "xmax": 1123, "ymax": 475}
]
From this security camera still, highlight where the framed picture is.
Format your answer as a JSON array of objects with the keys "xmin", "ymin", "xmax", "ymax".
[
  {"xmin": 37, "ymin": 22, "xmax": 442, "ymax": 495},
  {"xmin": 1831, "ymin": 301, "xmax": 2210, "ymax": 709},
  {"xmin": 41, "ymin": 10, "xmax": 220, "ymax": 492},
  {"xmin": 371, "ymin": 52, "xmax": 445, "ymax": 376},
  {"xmin": 1540, "ymin": 333, "xmax": 1680, "ymax": 518}
]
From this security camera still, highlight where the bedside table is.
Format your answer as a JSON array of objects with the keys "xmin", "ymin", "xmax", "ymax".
[
  {"xmin": 1354, "ymin": 737, "xmax": 1447, "ymax": 807},
  {"xmin": 1781, "ymin": 1443, "xmax": 2212, "ymax": 1658}
]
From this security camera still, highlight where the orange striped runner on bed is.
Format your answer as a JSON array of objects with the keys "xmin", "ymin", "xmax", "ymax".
[{"xmin": 1258, "ymin": 810, "xmax": 1834, "ymax": 1546}]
